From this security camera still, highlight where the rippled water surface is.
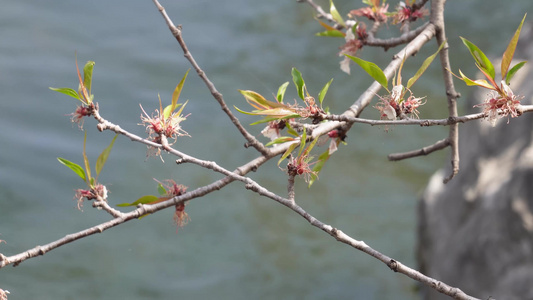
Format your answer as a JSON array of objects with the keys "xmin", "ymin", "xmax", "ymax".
[{"xmin": 0, "ymin": 1, "xmax": 531, "ymax": 299}]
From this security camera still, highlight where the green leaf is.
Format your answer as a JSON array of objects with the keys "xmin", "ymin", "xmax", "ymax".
[
  {"xmin": 95, "ymin": 134, "xmax": 118, "ymax": 179},
  {"xmin": 318, "ymin": 78, "xmax": 333, "ymax": 106},
  {"xmin": 116, "ymin": 195, "xmax": 160, "ymax": 207},
  {"xmin": 243, "ymin": 113, "xmax": 300, "ymax": 125},
  {"xmin": 505, "ymin": 61, "xmax": 527, "ymax": 85},
  {"xmin": 49, "ymin": 87, "xmax": 82, "ymax": 101},
  {"xmin": 239, "ymin": 90, "xmax": 287, "ymax": 109},
  {"xmin": 458, "ymin": 70, "xmax": 497, "ymax": 90},
  {"xmin": 265, "ymin": 136, "xmax": 296, "ymax": 147},
  {"xmin": 285, "ymin": 123, "xmax": 299, "ymax": 137},
  {"xmin": 82, "ymin": 132, "xmax": 92, "ymax": 186},
  {"xmin": 163, "ymin": 103, "xmax": 182, "ymax": 120},
  {"xmin": 316, "ymin": 19, "xmax": 339, "ymax": 31},
  {"xmin": 460, "ymin": 37, "xmax": 495, "ymax": 80},
  {"xmin": 315, "ymin": 19, "xmax": 345, "ymax": 37},
  {"xmin": 75, "ymin": 56, "xmax": 90, "ymax": 104},
  {"xmin": 175, "ymin": 99, "xmax": 188, "ymax": 117},
  {"xmin": 308, "ymin": 150, "xmax": 331, "ymax": 188},
  {"xmin": 237, "ymin": 89, "xmax": 301, "ymax": 123},
  {"xmin": 166, "ymin": 69, "xmax": 190, "ymax": 119},
  {"xmin": 249, "ymin": 114, "xmax": 301, "ymax": 125},
  {"xmin": 315, "ymin": 30, "xmax": 345, "ymax": 37},
  {"xmin": 157, "ymin": 183, "xmax": 167, "ymax": 196},
  {"xmin": 276, "ymin": 81, "xmax": 290, "ymax": 103},
  {"xmin": 475, "ymin": 64, "xmax": 499, "ymax": 89},
  {"xmin": 278, "ymin": 142, "xmax": 298, "ymax": 166},
  {"xmin": 395, "ymin": 54, "xmax": 406, "ymax": 87},
  {"xmin": 406, "ymin": 40, "xmax": 446, "ymax": 89},
  {"xmin": 302, "ymin": 133, "xmax": 320, "ymax": 157},
  {"xmin": 501, "ymin": 14, "xmax": 527, "ymax": 80},
  {"xmin": 291, "ymin": 68, "xmax": 306, "ymax": 100},
  {"xmin": 234, "ymin": 105, "xmax": 257, "ymax": 116},
  {"xmin": 329, "ymin": 0, "xmax": 346, "ymax": 27},
  {"xmin": 83, "ymin": 61, "xmax": 95, "ymax": 96},
  {"xmin": 346, "ymin": 55, "xmax": 389, "ymax": 91},
  {"xmin": 57, "ymin": 157, "xmax": 86, "ymax": 183}
]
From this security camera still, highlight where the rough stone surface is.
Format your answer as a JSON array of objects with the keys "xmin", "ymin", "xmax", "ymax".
[{"xmin": 418, "ymin": 23, "xmax": 533, "ymax": 300}]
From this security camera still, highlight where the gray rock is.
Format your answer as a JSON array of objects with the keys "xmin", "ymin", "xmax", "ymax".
[{"xmin": 417, "ymin": 23, "xmax": 533, "ymax": 300}]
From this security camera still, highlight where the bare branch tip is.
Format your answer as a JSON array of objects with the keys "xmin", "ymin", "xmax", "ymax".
[{"xmin": 443, "ymin": 170, "xmax": 458, "ymax": 184}]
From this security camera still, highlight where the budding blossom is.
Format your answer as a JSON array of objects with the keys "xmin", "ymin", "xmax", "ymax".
[
  {"xmin": 261, "ymin": 120, "xmax": 286, "ymax": 141},
  {"xmin": 158, "ymin": 179, "xmax": 189, "ymax": 230},
  {"xmin": 402, "ymin": 94, "xmax": 426, "ymax": 118},
  {"xmin": 287, "ymin": 153, "xmax": 317, "ymax": 183},
  {"xmin": 259, "ymin": 98, "xmax": 323, "ymax": 142},
  {"xmin": 174, "ymin": 202, "xmax": 189, "ymax": 230},
  {"xmin": 392, "ymin": 1, "xmax": 429, "ymax": 27},
  {"xmin": 326, "ymin": 129, "xmax": 346, "ymax": 154},
  {"xmin": 374, "ymin": 97, "xmax": 397, "ymax": 120},
  {"xmin": 140, "ymin": 104, "xmax": 189, "ymax": 158},
  {"xmin": 475, "ymin": 81, "xmax": 523, "ymax": 126},
  {"xmin": 302, "ymin": 96, "xmax": 322, "ymax": 118},
  {"xmin": 69, "ymin": 104, "xmax": 93, "ymax": 129},
  {"xmin": 339, "ymin": 23, "xmax": 367, "ymax": 74},
  {"xmin": 0, "ymin": 289, "xmax": 9, "ymax": 300},
  {"xmin": 374, "ymin": 85, "xmax": 426, "ymax": 123},
  {"xmin": 349, "ymin": 2, "xmax": 389, "ymax": 23},
  {"xmin": 74, "ymin": 184, "xmax": 108, "ymax": 211}
]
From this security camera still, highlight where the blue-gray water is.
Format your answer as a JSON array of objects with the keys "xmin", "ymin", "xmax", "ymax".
[{"xmin": 0, "ymin": 1, "xmax": 531, "ymax": 299}]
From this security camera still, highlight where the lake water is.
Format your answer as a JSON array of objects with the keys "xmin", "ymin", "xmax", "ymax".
[{"xmin": 0, "ymin": 1, "xmax": 531, "ymax": 299}]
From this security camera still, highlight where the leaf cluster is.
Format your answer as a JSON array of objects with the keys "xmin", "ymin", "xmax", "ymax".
[
  {"xmin": 50, "ymin": 58, "xmax": 96, "ymax": 105},
  {"xmin": 58, "ymin": 133, "xmax": 118, "ymax": 189},
  {"xmin": 452, "ymin": 14, "xmax": 527, "ymax": 93}
]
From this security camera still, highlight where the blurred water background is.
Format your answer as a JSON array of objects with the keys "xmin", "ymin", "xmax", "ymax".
[{"xmin": 0, "ymin": 1, "xmax": 531, "ymax": 299}]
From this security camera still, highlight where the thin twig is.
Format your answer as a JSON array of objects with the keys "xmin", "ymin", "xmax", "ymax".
[
  {"xmin": 431, "ymin": 0, "xmax": 461, "ymax": 183},
  {"xmin": 300, "ymin": 0, "xmax": 429, "ymax": 51},
  {"xmin": 92, "ymin": 197, "xmax": 124, "ymax": 218},
  {"xmin": 151, "ymin": 0, "xmax": 270, "ymax": 156},
  {"xmin": 0, "ymin": 152, "xmax": 480, "ymax": 300},
  {"xmin": 297, "ymin": 0, "xmax": 345, "ymax": 30},
  {"xmin": 322, "ymin": 105, "xmax": 533, "ymax": 126},
  {"xmin": 366, "ymin": 22, "xmax": 429, "ymax": 49},
  {"xmin": 94, "ymin": 108, "xmax": 268, "ymax": 180},
  {"xmin": 388, "ymin": 138, "xmax": 450, "ymax": 161},
  {"xmin": 245, "ymin": 182, "xmax": 480, "ymax": 300}
]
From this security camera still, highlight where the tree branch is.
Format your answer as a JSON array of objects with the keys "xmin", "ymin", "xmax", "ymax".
[
  {"xmin": 431, "ymin": 0, "xmax": 461, "ymax": 183},
  {"xmin": 365, "ymin": 22, "xmax": 429, "ymax": 49},
  {"xmin": 388, "ymin": 138, "xmax": 450, "ymax": 161},
  {"xmin": 245, "ymin": 182, "xmax": 481, "ymax": 300},
  {"xmin": 151, "ymin": 0, "xmax": 270, "ymax": 156},
  {"xmin": 322, "ymin": 105, "xmax": 533, "ymax": 126},
  {"xmin": 1, "ymin": 151, "xmax": 479, "ymax": 299},
  {"xmin": 2, "ymin": 2, "xmax": 520, "ymax": 300}
]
